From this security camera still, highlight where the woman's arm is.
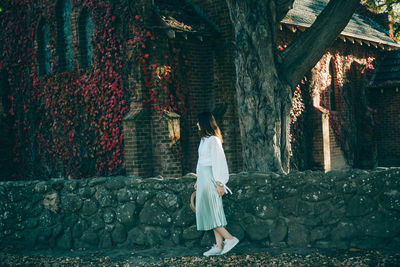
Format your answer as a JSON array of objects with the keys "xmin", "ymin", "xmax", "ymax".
[{"xmin": 210, "ymin": 136, "xmax": 232, "ymax": 194}]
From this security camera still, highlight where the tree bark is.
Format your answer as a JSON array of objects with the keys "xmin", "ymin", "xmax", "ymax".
[{"xmin": 226, "ymin": 0, "xmax": 360, "ymax": 173}]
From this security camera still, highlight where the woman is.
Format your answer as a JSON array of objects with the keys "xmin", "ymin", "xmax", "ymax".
[{"xmin": 195, "ymin": 111, "xmax": 239, "ymax": 256}]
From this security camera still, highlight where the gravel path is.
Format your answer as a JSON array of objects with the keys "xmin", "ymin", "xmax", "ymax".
[{"xmin": 1, "ymin": 245, "xmax": 400, "ymax": 266}]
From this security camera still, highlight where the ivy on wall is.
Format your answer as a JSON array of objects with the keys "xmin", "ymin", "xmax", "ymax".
[
  {"xmin": 126, "ymin": 15, "xmax": 193, "ymax": 159},
  {"xmin": 127, "ymin": 15, "xmax": 193, "ymax": 116},
  {"xmin": 0, "ymin": 0, "xmax": 194, "ymax": 179},
  {"xmin": 278, "ymin": 33, "xmax": 378, "ymax": 169},
  {"xmin": 0, "ymin": 0, "xmax": 129, "ymax": 179},
  {"xmin": 311, "ymin": 47, "xmax": 377, "ymax": 166}
]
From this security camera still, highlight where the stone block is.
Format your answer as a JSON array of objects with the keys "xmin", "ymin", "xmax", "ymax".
[
  {"xmin": 171, "ymin": 228, "xmax": 182, "ymax": 245},
  {"xmin": 117, "ymin": 188, "xmax": 136, "ymax": 202},
  {"xmin": 287, "ymin": 223, "xmax": 310, "ymax": 247},
  {"xmin": 337, "ymin": 181, "xmax": 357, "ymax": 194},
  {"xmin": 61, "ymin": 193, "xmax": 83, "ymax": 212},
  {"xmin": 34, "ymin": 182, "xmax": 50, "ymax": 194},
  {"xmin": 81, "ymin": 199, "xmax": 98, "ymax": 216},
  {"xmin": 72, "ymin": 218, "xmax": 89, "ymax": 239},
  {"xmin": 272, "ymin": 182, "xmax": 299, "ymax": 200},
  {"xmin": 174, "ymin": 206, "xmax": 195, "ymax": 227},
  {"xmin": 56, "ymin": 228, "xmax": 72, "ymax": 250},
  {"xmin": 139, "ymin": 202, "xmax": 172, "ymax": 226},
  {"xmin": 64, "ymin": 180, "xmax": 79, "ymax": 192},
  {"xmin": 182, "ymin": 225, "xmax": 202, "ymax": 240},
  {"xmin": 250, "ymin": 197, "xmax": 278, "ymax": 219},
  {"xmin": 144, "ymin": 227, "xmax": 166, "ymax": 247},
  {"xmin": 127, "ymin": 227, "xmax": 146, "ymax": 246},
  {"xmin": 301, "ymin": 185, "xmax": 332, "ymax": 202},
  {"xmin": 346, "ymin": 195, "xmax": 376, "ymax": 217},
  {"xmin": 116, "ymin": 202, "xmax": 136, "ymax": 227},
  {"xmin": 24, "ymin": 218, "xmax": 38, "ymax": 229},
  {"xmin": 111, "ymin": 223, "xmax": 127, "ymax": 244},
  {"xmin": 200, "ymin": 230, "xmax": 214, "ymax": 247},
  {"xmin": 297, "ymin": 201, "xmax": 313, "ymax": 216},
  {"xmin": 81, "ymin": 231, "xmax": 99, "ymax": 246},
  {"xmin": 280, "ymin": 197, "xmax": 297, "ymax": 216},
  {"xmin": 96, "ymin": 188, "xmax": 116, "ymax": 208},
  {"xmin": 105, "ymin": 178, "xmax": 125, "ymax": 190},
  {"xmin": 99, "ymin": 231, "xmax": 113, "ymax": 248},
  {"xmin": 78, "ymin": 187, "xmax": 95, "ymax": 199},
  {"xmin": 269, "ymin": 218, "xmax": 287, "ymax": 243},
  {"xmin": 23, "ymin": 229, "xmax": 38, "ymax": 247},
  {"xmin": 38, "ymin": 210, "xmax": 56, "ymax": 227},
  {"xmin": 226, "ymin": 223, "xmax": 245, "ymax": 241},
  {"xmin": 310, "ymin": 226, "xmax": 329, "ymax": 242},
  {"xmin": 103, "ymin": 209, "xmax": 116, "ymax": 224},
  {"xmin": 357, "ymin": 175, "xmax": 383, "ymax": 196},
  {"xmin": 90, "ymin": 214, "xmax": 105, "ymax": 231},
  {"xmin": 331, "ymin": 221, "xmax": 358, "ymax": 241},
  {"xmin": 136, "ymin": 190, "xmax": 153, "ymax": 206},
  {"xmin": 380, "ymin": 189, "xmax": 400, "ymax": 211},
  {"xmin": 245, "ymin": 221, "xmax": 269, "ymax": 241},
  {"xmin": 357, "ymin": 211, "xmax": 400, "ymax": 238}
]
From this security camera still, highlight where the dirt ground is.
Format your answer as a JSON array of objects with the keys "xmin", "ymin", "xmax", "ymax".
[{"xmin": 1, "ymin": 244, "xmax": 400, "ymax": 266}]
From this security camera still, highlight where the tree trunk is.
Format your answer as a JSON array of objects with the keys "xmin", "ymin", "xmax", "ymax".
[
  {"xmin": 226, "ymin": 0, "xmax": 360, "ymax": 173},
  {"xmin": 226, "ymin": 0, "xmax": 291, "ymax": 173}
]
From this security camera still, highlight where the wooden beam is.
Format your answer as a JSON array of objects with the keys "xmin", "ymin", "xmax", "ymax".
[
  {"xmin": 363, "ymin": 40, "xmax": 371, "ymax": 46},
  {"xmin": 339, "ymin": 35, "xmax": 346, "ymax": 42},
  {"xmin": 285, "ymin": 24, "xmax": 297, "ymax": 32},
  {"xmin": 347, "ymin": 36, "xmax": 355, "ymax": 43},
  {"xmin": 356, "ymin": 39, "xmax": 363, "ymax": 45}
]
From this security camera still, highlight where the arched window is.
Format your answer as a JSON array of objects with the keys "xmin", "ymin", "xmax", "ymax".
[
  {"xmin": 56, "ymin": 0, "xmax": 74, "ymax": 71},
  {"xmin": 78, "ymin": 8, "xmax": 95, "ymax": 69},
  {"xmin": 37, "ymin": 19, "xmax": 51, "ymax": 76},
  {"xmin": 329, "ymin": 61, "xmax": 336, "ymax": 111}
]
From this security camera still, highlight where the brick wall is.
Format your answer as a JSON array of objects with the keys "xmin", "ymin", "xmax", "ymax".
[
  {"xmin": 370, "ymin": 87, "xmax": 400, "ymax": 166},
  {"xmin": 310, "ymin": 109, "xmax": 324, "ymax": 170},
  {"xmin": 123, "ymin": 108, "xmax": 154, "ymax": 177},
  {"xmin": 192, "ymin": 0, "xmax": 243, "ymax": 173},
  {"xmin": 150, "ymin": 110, "xmax": 183, "ymax": 177}
]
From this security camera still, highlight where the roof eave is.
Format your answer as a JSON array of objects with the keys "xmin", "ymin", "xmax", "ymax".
[
  {"xmin": 280, "ymin": 21, "xmax": 400, "ymax": 49},
  {"xmin": 368, "ymin": 81, "xmax": 400, "ymax": 88}
]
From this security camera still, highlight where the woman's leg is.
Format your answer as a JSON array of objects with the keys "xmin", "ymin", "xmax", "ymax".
[
  {"xmin": 213, "ymin": 228, "xmax": 223, "ymax": 248},
  {"xmin": 214, "ymin": 227, "xmax": 234, "ymax": 240}
]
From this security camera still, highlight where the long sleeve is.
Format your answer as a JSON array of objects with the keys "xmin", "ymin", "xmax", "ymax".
[{"xmin": 209, "ymin": 136, "xmax": 232, "ymax": 194}]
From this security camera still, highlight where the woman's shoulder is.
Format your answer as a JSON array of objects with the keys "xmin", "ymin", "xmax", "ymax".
[{"xmin": 206, "ymin": 135, "xmax": 222, "ymax": 145}]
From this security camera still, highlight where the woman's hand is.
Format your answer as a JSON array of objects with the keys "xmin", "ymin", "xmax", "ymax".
[{"xmin": 217, "ymin": 184, "xmax": 225, "ymax": 196}]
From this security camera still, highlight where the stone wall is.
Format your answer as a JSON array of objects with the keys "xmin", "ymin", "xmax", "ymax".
[{"xmin": 0, "ymin": 169, "xmax": 400, "ymax": 250}]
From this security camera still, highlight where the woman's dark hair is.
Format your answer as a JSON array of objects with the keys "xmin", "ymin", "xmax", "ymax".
[{"xmin": 197, "ymin": 111, "xmax": 223, "ymax": 143}]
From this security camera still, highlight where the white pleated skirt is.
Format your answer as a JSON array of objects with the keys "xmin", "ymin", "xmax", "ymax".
[{"xmin": 196, "ymin": 165, "xmax": 227, "ymax": 231}]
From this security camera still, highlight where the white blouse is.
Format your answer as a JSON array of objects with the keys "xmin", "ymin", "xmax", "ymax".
[{"xmin": 196, "ymin": 136, "xmax": 232, "ymax": 194}]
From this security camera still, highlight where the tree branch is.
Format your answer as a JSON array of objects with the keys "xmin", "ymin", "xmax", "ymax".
[{"xmin": 279, "ymin": 0, "xmax": 360, "ymax": 90}]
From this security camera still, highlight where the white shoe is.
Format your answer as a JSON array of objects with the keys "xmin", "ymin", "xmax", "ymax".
[
  {"xmin": 203, "ymin": 244, "xmax": 223, "ymax": 256},
  {"xmin": 220, "ymin": 237, "xmax": 239, "ymax": 255}
]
